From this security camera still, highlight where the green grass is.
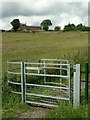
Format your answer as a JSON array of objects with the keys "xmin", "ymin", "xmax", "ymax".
[
  {"xmin": 2, "ymin": 31, "xmax": 88, "ymax": 77},
  {"xmin": 44, "ymin": 103, "xmax": 88, "ymax": 119},
  {"xmin": 2, "ymin": 31, "xmax": 88, "ymax": 118},
  {"xmin": 44, "ymin": 90, "xmax": 89, "ymax": 119},
  {"xmin": 2, "ymin": 31, "xmax": 88, "ymax": 67},
  {"xmin": 2, "ymin": 92, "xmax": 28, "ymax": 118}
]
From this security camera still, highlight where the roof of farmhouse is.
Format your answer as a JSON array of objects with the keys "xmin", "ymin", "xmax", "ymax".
[{"xmin": 20, "ymin": 23, "xmax": 41, "ymax": 29}]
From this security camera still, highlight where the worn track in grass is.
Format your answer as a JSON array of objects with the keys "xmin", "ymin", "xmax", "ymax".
[{"xmin": 18, "ymin": 106, "xmax": 50, "ymax": 118}]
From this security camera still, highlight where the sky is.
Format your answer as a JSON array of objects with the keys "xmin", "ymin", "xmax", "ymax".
[{"xmin": 1, "ymin": 0, "xmax": 90, "ymax": 30}]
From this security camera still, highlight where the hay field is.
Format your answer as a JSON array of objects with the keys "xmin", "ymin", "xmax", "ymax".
[{"xmin": 2, "ymin": 31, "xmax": 88, "ymax": 68}]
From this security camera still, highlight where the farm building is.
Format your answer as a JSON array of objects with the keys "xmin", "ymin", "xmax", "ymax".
[{"xmin": 18, "ymin": 23, "xmax": 42, "ymax": 32}]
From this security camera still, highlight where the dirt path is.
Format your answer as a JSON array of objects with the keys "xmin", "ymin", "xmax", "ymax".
[{"xmin": 18, "ymin": 106, "xmax": 50, "ymax": 118}]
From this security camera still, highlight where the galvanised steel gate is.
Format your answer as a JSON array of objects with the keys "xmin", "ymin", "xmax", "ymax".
[
  {"xmin": 7, "ymin": 61, "xmax": 24, "ymax": 101},
  {"xmin": 7, "ymin": 59, "xmax": 80, "ymax": 107}
]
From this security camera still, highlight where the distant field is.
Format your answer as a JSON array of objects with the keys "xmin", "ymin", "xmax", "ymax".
[{"xmin": 2, "ymin": 31, "xmax": 88, "ymax": 69}]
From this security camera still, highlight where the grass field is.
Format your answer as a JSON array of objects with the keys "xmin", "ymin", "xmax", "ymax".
[
  {"xmin": 2, "ymin": 31, "xmax": 88, "ymax": 70},
  {"xmin": 2, "ymin": 31, "xmax": 89, "ymax": 118}
]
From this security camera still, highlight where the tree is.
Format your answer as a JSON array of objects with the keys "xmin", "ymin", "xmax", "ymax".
[
  {"xmin": 54, "ymin": 26, "xmax": 61, "ymax": 31},
  {"xmin": 82, "ymin": 26, "xmax": 90, "ymax": 31},
  {"xmin": 40, "ymin": 19, "xmax": 52, "ymax": 31},
  {"xmin": 70, "ymin": 24, "xmax": 75, "ymax": 30},
  {"xmin": 11, "ymin": 19, "xmax": 20, "ymax": 31},
  {"xmin": 63, "ymin": 23, "xmax": 75, "ymax": 31},
  {"xmin": 76, "ymin": 23, "xmax": 83, "ymax": 30}
]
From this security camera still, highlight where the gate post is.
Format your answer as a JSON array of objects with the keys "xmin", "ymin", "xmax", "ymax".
[
  {"xmin": 85, "ymin": 62, "xmax": 89, "ymax": 103},
  {"xmin": 73, "ymin": 64, "xmax": 80, "ymax": 108},
  {"xmin": 21, "ymin": 62, "xmax": 25, "ymax": 103}
]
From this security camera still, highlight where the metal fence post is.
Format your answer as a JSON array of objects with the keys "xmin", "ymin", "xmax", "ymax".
[
  {"xmin": 73, "ymin": 64, "xmax": 80, "ymax": 108},
  {"xmin": 21, "ymin": 62, "xmax": 25, "ymax": 103},
  {"xmin": 85, "ymin": 62, "xmax": 89, "ymax": 103}
]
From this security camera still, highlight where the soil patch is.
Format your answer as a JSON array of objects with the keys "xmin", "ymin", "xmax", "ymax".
[{"xmin": 18, "ymin": 106, "xmax": 49, "ymax": 118}]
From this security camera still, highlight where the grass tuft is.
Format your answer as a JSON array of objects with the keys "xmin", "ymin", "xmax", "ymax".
[{"xmin": 44, "ymin": 103, "xmax": 88, "ymax": 119}]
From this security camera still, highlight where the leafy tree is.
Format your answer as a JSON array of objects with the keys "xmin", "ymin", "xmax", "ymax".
[
  {"xmin": 82, "ymin": 26, "xmax": 90, "ymax": 31},
  {"xmin": 11, "ymin": 19, "xmax": 20, "ymax": 31},
  {"xmin": 40, "ymin": 19, "xmax": 52, "ymax": 31},
  {"xmin": 76, "ymin": 23, "xmax": 83, "ymax": 30},
  {"xmin": 63, "ymin": 23, "xmax": 75, "ymax": 31},
  {"xmin": 70, "ymin": 23, "xmax": 75, "ymax": 30},
  {"xmin": 54, "ymin": 26, "xmax": 61, "ymax": 31}
]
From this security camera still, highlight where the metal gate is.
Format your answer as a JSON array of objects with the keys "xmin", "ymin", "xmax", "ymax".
[{"xmin": 7, "ymin": 59, "xmax": 80, "ymax": 107}]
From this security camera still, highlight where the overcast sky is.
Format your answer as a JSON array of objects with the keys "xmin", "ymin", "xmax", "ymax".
[{"xmin": 1, "ymin": 0, "xmax": 90, "ymax": 30}]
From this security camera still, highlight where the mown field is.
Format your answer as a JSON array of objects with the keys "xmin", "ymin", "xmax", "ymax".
[{"xmin": 2, "ymin": 31, "xmax": 89, "ymax": 118}]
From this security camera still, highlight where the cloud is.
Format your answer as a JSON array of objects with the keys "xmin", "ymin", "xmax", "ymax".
[
  {"xmin": 2, "ymin": 2, "xmax": 88, "ymax": 18},
  {"xmin": 2, "ymin": 1, "xmax": 56, "ymax": 18},
  {"xmin": 2, "ymin": 0, "xmax": 89, "ymax": 2}
]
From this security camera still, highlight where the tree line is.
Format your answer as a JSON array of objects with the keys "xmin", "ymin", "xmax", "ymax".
[
  {"xmin": 10, "ymin": 19, "xmax": 90, "ymax": 32},
  {"xmin": 63, "ymin": 23, "xmax": 90, "ymax": 32}
]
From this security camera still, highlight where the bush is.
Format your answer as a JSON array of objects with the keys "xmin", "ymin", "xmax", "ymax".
[{"xmin": 54, "ymin": 26, "xmax": 61, "ymax": 31}]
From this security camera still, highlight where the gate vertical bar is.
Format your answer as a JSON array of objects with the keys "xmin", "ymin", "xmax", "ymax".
[
  {"xmin": 21, "ymin": 62, "xmax": 25, "ymax": 103},
  {"xmin": 73, "ymin": 64, "xmax": 80, "ymax": 107},
  {"xmin": 85, "ymin": 62, "xmax": 89, "ymax": 103},
  {"xmin": 67, "ymin": 64, "xmax": 70, "ymax": 103},
  {"xmin": 59, "ymin": 61, "xmax": 62, "ymax": 91},
  {"xmin": 44, "ymin": 61, "xmax": 46, "ymax": 84},
  {"xmin": 24, "ymin": 62, "xmax": 27, "ymax": 103}
]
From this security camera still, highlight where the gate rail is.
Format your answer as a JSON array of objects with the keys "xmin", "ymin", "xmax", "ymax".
[{"xmin": 7, "ymin": 59, "xmax": 80, "ymax": 107}]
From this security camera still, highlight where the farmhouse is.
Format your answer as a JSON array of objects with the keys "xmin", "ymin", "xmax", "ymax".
[{"xmin": 18, "ymin": 23, "xmax": 41, "ymax": 32}]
